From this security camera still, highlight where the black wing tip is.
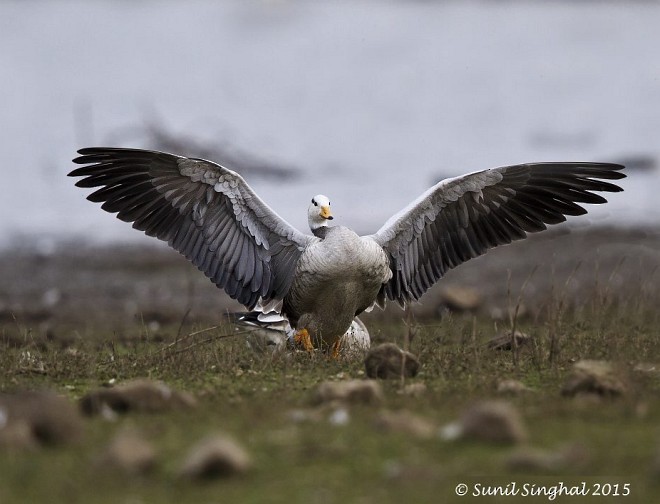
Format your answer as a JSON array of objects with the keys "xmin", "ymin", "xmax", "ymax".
[
  {"xmin": 525, "ymin": 162, "xmax": 626, "ymax": 189},
  {"xmin": 76, "ymin": 146, "xmax": 141, "ymax": 155},
  {"xmin": 586, "ymin": 163, "xmax": 626, "ymax": 189},
  {"xmin": 68, "ymin": 166, "xmax": 86, "ymax": 177},
  {"xmin": 77, "ymin": 147, "xmax": 105, "ymax": 155},
  {"xmin": 579, "ymin": 162, "xmax": 627, "ymax": 180},
  {"xmin": 599, "ymin": 163, "xmax": 626, "ymax": 180},
  {"xmin": 71, "ymin": 146, "xmax": 115, "ymax": 168},
  {"xmin": 71, "ymin": 146, "xmax": 185, "ymax": 172}
]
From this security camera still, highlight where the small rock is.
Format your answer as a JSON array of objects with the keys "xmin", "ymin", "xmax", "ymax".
[
  {"xmin": 311, "ymin": 380, "xmax": 383, "ymax": 406},
  {"xmin": 633, "ymin": 362, "xmax": 660, "ymax": 376},
  {"xmin": 0, "ymin": 390, "xmax": 83, "ymax": 448},
  {"xmin": 374, "ymin": 410, "xmax": 435, "ymax": 439},
  {"xmin": 561, "ymin": 360, "xmax": 627, "ymax": 397},
  {"xmin": 487, "ymin": 331, "xmax": 530, "ymax": 351},
  {"xmin": 497, "ymin": 379, "xmax": 534, "ymax": 396},
  {"xmin": 179, "ymin": 435, "xmax": 251, "ymax": 479},
  {"xmin": 41, "ymin": 288, "xmax": 62, "ymax": 308},
  {"xmin": 364, "ymin": 343, "xmax": 420, "ymax": 379},
  {"xmin": 442, "ymin": 400, "xmax": 527, "ymax": 445},
  {"xmin": 80, "ymin": 379, "xmax": 197, "ymax": 416},
  {"xmin": 99, "ymin": 429, "xmax": 156, "ymax": 475},
  {"xmin": 438, "ymin": 285, "xmax": 482, "ymax": 312},
  {"xmin": 328, "ymin": 407, "xmax": 350, "ymax": 426},
  {"xmin": 461, "ymin": 401, "xmax": 527, "ymax": 444},
  {"xmin": 439, "ymin": 422, "xmax": 463, "ymax": 442}
]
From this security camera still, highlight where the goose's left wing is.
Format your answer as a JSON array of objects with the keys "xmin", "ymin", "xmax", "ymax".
[{"xmin": 368, "ymin": 163, "xmax": 625, "ymax": 307}]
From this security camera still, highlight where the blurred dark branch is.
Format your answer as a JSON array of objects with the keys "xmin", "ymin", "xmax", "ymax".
[{"xmin": 106, "ymin": 121, "xmax": 301, "ymax": 182}]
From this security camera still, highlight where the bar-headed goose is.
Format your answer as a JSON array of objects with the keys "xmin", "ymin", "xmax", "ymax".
[{"xmin": 70, "ymin": 148, "xmax": 624, "ymax": 354}]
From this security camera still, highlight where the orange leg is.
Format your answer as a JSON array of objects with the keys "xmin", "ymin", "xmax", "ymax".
[
  {"xmin": 293, "ymin": 328, "xmax": 314, "ymax": 352},
  {"xmin": 330, "ymin": 338, "xmax": 342, "ymax": 359}
]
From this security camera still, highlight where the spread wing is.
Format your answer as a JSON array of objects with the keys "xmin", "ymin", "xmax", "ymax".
[
  {"xmin": 369, "ymin": 162, "xmax": 625, "ymax": 307},
  {"xmin": 70, "ymin": 147, "xmax": 315, "ymax": 309}
]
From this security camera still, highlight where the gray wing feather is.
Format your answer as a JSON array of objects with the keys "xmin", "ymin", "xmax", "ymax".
[
  {"xmin": 70, "ymin": 147, "xmax": 314, "ymax": 309},
  {"xmin": 369, "ymin": 163, "xmax": 625, "ymax": 307}
]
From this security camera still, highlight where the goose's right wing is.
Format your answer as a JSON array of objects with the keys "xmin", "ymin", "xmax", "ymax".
[{"xmin": 70, "ymin": 147, "xmax": 315, "ymax": 309}]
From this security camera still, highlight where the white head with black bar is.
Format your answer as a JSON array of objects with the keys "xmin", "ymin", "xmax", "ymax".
[{"xmin": 308, "ymin": 194, "xmax": 333, "ymax": 234}]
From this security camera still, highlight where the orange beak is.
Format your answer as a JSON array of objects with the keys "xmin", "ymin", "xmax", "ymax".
[{"xmin": 320, "ymin": 205, "xmax": 333, "ymax": 220}]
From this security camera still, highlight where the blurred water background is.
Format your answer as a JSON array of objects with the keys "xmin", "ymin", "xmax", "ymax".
[{"xmin": 2, "ymin": 0, "xmax": 659, "ymax": 251}]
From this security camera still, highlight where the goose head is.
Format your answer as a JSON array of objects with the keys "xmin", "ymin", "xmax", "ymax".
[{"xmin": 308, "ymin": 194, "xmax": 333, "ymax": 232}]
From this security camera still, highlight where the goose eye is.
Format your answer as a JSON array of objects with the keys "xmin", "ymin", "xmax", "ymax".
[{"xmin": 312, "ymin": 199, "xmax": 318, "ymax": 206}]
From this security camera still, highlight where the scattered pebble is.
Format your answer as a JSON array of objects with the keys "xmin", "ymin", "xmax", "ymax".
[
  {"xmin": 287, "ymin": 405, "xmax": 354, "ymax": 426},
  {"xmin": 374, "ymin": 410, "xmax": 435, "ymax": 439},
  {"xmin": 311, "ymin": 380, "xmax": 383, "ymax": 406},
  {"xmin": 364, "ymin": 343, "xmax": 420, "ymax": 379},
  {"xmin": 561, "ymin": 360, "xmax": 627, "ymax": 398},
  {"xmin": 178, "ymin": 435, "xmax": 251, "ymax": 479},
  {"xmin": 441, "ymin": 400, "xmax": 527, "ymax": 444},
  {"xmin": 99, "ymin": 428, "xmax": 156, "ymax": 475},
  {"xmin": 0, "ymin": 390, "xmax": 83, "ymax": 449},
  {"xmin": 328, "ymin": 407, "xmax": 350, "ymax": 426},
  {"xmin": 41, "ymin": 288, "xmax": 62, "ymax": 308},
  {"xmin": 439, "ymin": 422, "xmax": 463, "ymax": 442},
  {"xmin": 487, "ymin": 331, "xmax": 530, "ymax": 351},
  {"xmin": 633, "ymin": 362, "xmax": 660, "ymax": 376},
  {"xmin": 497, "ymin": 379, "xmax": 534, "ymax": 396},
  {"xmin": 80, "ymin": 379, "xmax": 197, "ymax": 416}
]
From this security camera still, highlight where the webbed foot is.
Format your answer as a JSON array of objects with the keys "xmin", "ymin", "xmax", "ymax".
[
  {"xmin": 293, "ymin": 328, "xmax": 314, "ymax": 353},
  {"xmin": 330, "ymin": 338, "xmax": 342, "ymax": 359}
]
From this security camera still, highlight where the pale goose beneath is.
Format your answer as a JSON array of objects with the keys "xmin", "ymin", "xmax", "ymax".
[
  {"xmin": 229, "ymin": 310, "xmax": 370, "ymax": 356},
  {"xmin": 70, "ymin": 148, "xmax": 624, "ymax": 354}
]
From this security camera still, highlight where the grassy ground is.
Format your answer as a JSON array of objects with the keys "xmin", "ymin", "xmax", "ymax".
[{"xmin": 1, "ymin": 227, "xmax": 660, "ymax": 503}]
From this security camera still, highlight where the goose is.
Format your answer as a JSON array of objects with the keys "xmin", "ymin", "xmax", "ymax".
[
  {"xmin": 70, "ymin": 148, "xmax": 624, "ymax": 354},
  {"xmin": 228, "ymin": 310, "xmax": 370, "ymax": 356}
]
